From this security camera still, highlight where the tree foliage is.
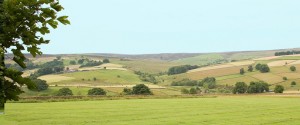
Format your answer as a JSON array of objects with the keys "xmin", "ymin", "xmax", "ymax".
[
  {"xmin": 29, "ymin": 78, "xmax": 48, "ymax": 92},
  {"xmin": 88, "ymin": 88, "xmax": 106, "ymax": 96},
  {"xmin": 290, "ymin": 66, "xmax": 296, "ymax": 72},
  {"xmin": 256, "ymin": 63, "xmax": 270, "ymax": 73},
  {"xmin": 275, "ymin": 50, "xmax": 300, "ymax": 56},
  {"xmin": 247, "ymin": 81, "xmax": 269, "ymax": 93},
  {"xmin": 56, "ymin": 88, "xmax": 73, "ymax": 96},
  {"xmin": 171, "ymin": 79, "xmax": 198, "ymax": 86},
  {"xmin": 132, "ymin": 84, "xmax": 152, "ymax": 95},
  {"xmin": 200, "ymin": 77, "xmax": 216, "ymax": 89},
  {"xmin": 240, "ymin": 68, "xmax": 245, "ymax": 75},
  {"xmin": 0, "ymin": 0, "xmax": 69, "ymax": 106},
  {"xmin": 274, "ymin": 85, "xmax": 284, "ymax": 93},
  {"xmin": 248, "ymin": 65, "xmax": 253, "ymax": 72},
  {"xmin": 168, "ymin": 65, "xmax": 199, "ymax": 75},
  {"xmin": 134, "ymin": 71, "xmax": 158, "ymax": 84},
  {"xmin": 233, "ymin": 82, "xmax": 248, "ymax": 94},
  {"xmin": 103, "ymin": 59, "xmax": 110, "ymax": 63}
]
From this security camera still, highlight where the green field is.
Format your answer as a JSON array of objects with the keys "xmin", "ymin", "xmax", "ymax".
[
  {"xmin": 1, "ymin": 96, "xmax": 300, "ymax": 125},
  {"xmin": 41, "ymin": 70, "xmax": 148, "ymax": 86},
  {"xmin": 172, "ymin": 54, "xmax": 227, "ymax": 65}
]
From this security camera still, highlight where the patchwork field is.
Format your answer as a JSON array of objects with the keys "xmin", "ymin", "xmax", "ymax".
[
  {"xmin": 1, "ymin": 96, "xmax": 300, "ymax": 125},
  {"xmin": 172, "ymin": 54, "xmax": 226, "ymax": 65},
  {"xmin": 267, "ymin": 60, "xmax": 296, "ymax": 67},
  {"xmin": 40, "ymin": 69, "xmax": 148, "ymax": 86},
  {"xmin": 114, "ymin": 59, "xmax": 178, "ymax": 73}
]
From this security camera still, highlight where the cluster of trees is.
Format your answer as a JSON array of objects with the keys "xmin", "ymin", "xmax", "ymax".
[
  {"xmin": 171, "ymin": 79, "xmax": 198, "ymax": 86},
  {"xmin": 0, "ymin": 0, "xmax": 70, "ymax": 113},
  {"xmin": 56, "ymin": 88, "xmax": 107, "ymax": 96},
  {"xmin": 122, "ymin": 84, "xmax": 152, "ymax": 95},
  {"xmin": 171, "ymin": 77, "xmax": 217, "ymax": 89},
  {"xmin": 168, "ymin": 65, "xmax": 199, "ymax": 75},
  {"xmin": 233, "ymin": 81, "xmax": 270, "ymax": 94},
  {"xmin": 36, "ymin": 60, "xmax": 65, "ymax": 76},
  {"xmin": 134, "ymin": 71, "xmax": 158, "ymax": 84},
  {"xmin": 275, "ymin": 50, "xmax": 300, "ymax": 56},
  {"xmin": 30, "ymin": 79, "xmax": 49, "ymax": 92},
  {"xmin": 255, "ymin": 63, "xmax": 270, "ymax": 73},
  {"xmin": 181, "ymin": 87, "xmax": 201, "ymax": 94},
  {"xmin": 79, "ymin": 60, "xmax": 102, "ymax": 68}
]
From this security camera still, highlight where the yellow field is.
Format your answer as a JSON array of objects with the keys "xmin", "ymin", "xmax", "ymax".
[
  {"xmin": 186, "ymin": 66, "xmax": 246, "ymax": 80},
  {"xmin": 114, "ymin": 59, "xmax": 179, "ymax": 73},
  {"xmin": 218, "ymin": 76, "xmax": 259, "ymax": 86},
  {"xmin": 95, "ymin": 63, "xmax": 127, "ymax": 70},
  {"xmin": 251, "ymin": 73, "xmax": 283, "ymax": 84},
  {"xmin": 267, "ymin": 60, "xmax": 296, "ymax": 67},
  {"xmin": 39, "ymin": 75, "xmax": 75, "ymax": 83},
  {"xmin": 228, "ymin": 60, "xmax": 255, "ymax": 66},
  {"xmin": 254, "ymin": 56, "xmax": 281, "ymax": 60},
  {"xmin": 289, "ymin": 60, "xmax": 300, "ymax": 65},
  {"xmin": 276, "ymin": 72, "xmax": 300, "ymax": 79},
  {"xmin": 188, "ymin": 64, "xmax": 233, "ymax": 73}
]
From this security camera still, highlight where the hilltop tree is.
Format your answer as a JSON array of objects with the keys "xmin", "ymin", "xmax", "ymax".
[
  {"xmin": 0, "ymin": 0, "xmax": 69, "ymax": 114},
  {"xmin": 290, "ymin": 66, "xmax": 296, "ymax": 72}
]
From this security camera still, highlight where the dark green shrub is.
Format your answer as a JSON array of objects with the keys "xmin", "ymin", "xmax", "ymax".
[
  {"xmin": 57, "ymin": 88, "xmax": 73, "ymax": 96},
  {"xmin": 88, "ymin": 88, "xmax": 106, "ymax": 96},
  {"xmin": 290, "ymin": 66, "xmax": 296, "ymax": 72},
  {"xmin": 233, "ymin": 82, "xmax": 248, "ymax": 94},
  {"xmin": 132, "ymin": 84, "xmax": 152, "ymax": 95},
  {"xmin": 103, "ymin": 59, "xmax": 110, "ymax": 63},
  {"xmin": 189, "ymin": 88, "xmax": 197, "ymax": 94},
  {"xmin": 181, "ymin": 88, "xmax": 189, "ymax": 94},
  {"xmin": 283, "ymin": 77, "xmax": 288, "ymax": 81},
  {"xmin": 291, "ymin": 81, "xmax": 297, "ymax": 86},
  {"xmin": 274, "ymin": 85, "xmax": 284, "ymax": 93},
  {"xmin": 123, "ymin": 88, "xmax": 132, "ymax": 95}
]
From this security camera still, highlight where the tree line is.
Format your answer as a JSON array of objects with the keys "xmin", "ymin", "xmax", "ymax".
[
  {"xmin": 168, "ymin": 65, "xmax": 199, "ymax": 75},
  {"xmin": 275, "ymin": 50, "xmax": 300, "ymax": 56}
]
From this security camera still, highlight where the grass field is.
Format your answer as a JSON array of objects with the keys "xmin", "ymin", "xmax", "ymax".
[
  {"xmin": 114, "ymin": 59, "xmax": 178, "ymax": 73},
  {"xmin": 172, "ymin": 54, "xmax": 227, "ymax": 65},
  {"xmin": 41, "ymin": 70, "xmax": 148, "ymax": 86},
  {"xmin": 1, "ymin": 96, "xmax": 300, "ymax": 125}
]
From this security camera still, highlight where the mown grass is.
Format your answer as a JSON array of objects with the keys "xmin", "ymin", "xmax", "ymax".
[{"xmin": 1, "ymin": 96, "xmax": 300, "ymax": 125}]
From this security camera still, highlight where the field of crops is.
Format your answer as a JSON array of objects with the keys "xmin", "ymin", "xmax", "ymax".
[{"xmin": 1, "ymin": 96, "xmax": 300, "ymax": 125}]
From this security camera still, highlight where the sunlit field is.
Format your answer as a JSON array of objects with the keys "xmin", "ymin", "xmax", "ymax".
[{"xmin": 1, "ymin": 96, "xmax": 300, "ymax": 125}]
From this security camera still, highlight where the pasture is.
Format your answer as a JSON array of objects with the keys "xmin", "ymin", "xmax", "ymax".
[
  {"xmin": 40, "ymin": 70, "xmax": 148, "ymax": 86},
  {"xmin": 1, "ymin": 96, "xmax": 300, "ymax": 125}
]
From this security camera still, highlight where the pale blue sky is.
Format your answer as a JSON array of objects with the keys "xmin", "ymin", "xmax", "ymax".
[{"xmin": 42, "ymin": 0, "xmax": 300, "ymax": 54}]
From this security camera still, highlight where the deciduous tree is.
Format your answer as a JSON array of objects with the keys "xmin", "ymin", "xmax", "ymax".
[{"xmin": 0, "ymin": 0, "xmax": 69, "ymax": 114}]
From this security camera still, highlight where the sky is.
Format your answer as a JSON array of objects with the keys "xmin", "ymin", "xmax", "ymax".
[{"xmin": 42, "ymin": 0, "xmax": 300, "ymax": 54}]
